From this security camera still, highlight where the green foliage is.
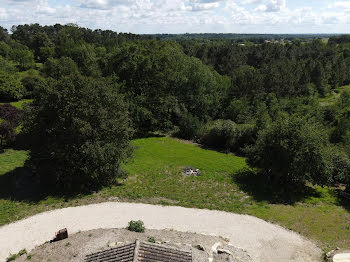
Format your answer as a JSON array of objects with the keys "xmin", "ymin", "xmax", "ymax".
[
  {"xmin": 0, "ymin": 56, "xmax": 17, "ymax": 74},
  {"xmin": 175, "ymin": 113, "xmax": 202, "ymax": 140},
  {"xmin": 199, "ymin": 119, "xmax": 239, "ymax": 151},
  {"xmin": 331, "ymin": 91, "xmax": 350, "ymax": 143},
  {"xmin": 106, "ymin": 40, "xmax": 229, "ymax": 134},
  {"xmin": 42, "ymin": 57, "xmax": 79, "ymax": 79},
  {"xmin": 246, "ymin": 115, "xmax": 332, "ymax": 189},
  {"xmin": 324, "ymin": 146, "xmax": 350, "ymax": 185},
  {"xmin": 147, "ymin": 236, "xmax": 156, "ymax": 243},
  {"xmin": 8, "ymin": 41, "xmax": 35, "ymax": 70},
  {"xmin": 0, "ymin": 41, "xmax": 10, "ymax": 58},
  {"xmin": 38, "ymin": 46, "xmax": 54, "ymax": 62},
  {"xmin": 6, "ymin": 254, "xmax": 17, "ymax": 262},
  {"xmin": 0, "ymin": 71, "xmax": 25, "ymax": 101},
  {"xmin": 1, "ymin": 138, "xmax": 350, "ymax": 251},
  {"xmin": 6, "ymin": 249, "xmax": 27, "ymax": 262},
  {"xmin": 224, "ymin": 99, "xmax": 252, "ymax": 123},
  {"xmin": 31, "ymin": 32, "xmax": 54, "ymax": 62},
  {"xmin": 127, "ymin": 220, "xmax": 145, "ymax": 233},
  {"xmin": 0, "ymin": 26, "xmax": 10, "ymax": 43},
  {"xmin": 21, "ymin": 74, "xmax": 45, "ymax": 97},
  {"xmin": 22, "ymin": 75, "xmax": 133, "ymax": 192}
]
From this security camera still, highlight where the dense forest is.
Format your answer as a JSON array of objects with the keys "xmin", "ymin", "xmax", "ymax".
[
  {"xmin": 0, "ymin": 23, "xmax": 349, "ymax": 194},
  {"xmin": 150, "ymin": 33, "xmax": 337, "ymax": 42}
]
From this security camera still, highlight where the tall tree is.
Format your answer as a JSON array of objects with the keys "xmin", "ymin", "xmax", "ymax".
[{"xmin": 22, "ymin": 75, "xmax": 133, "ymax": 192}]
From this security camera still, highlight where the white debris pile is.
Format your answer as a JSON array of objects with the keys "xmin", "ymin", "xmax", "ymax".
[{"xmin": 182, "ymin": 167, "xmax": 201, "ymax": 176}]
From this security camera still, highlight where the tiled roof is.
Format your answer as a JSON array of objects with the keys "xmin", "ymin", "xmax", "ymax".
[{"xmin": 85, "ymin": 240, "xmax": 192, "ymax": 262}]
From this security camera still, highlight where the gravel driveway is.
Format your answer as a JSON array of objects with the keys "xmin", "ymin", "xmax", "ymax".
[{"xmin": 0, "ymin": 202, "xmax": 322, "ymax": 262}]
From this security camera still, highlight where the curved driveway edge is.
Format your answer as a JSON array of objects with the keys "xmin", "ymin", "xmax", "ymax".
[{"xmin": 0, "ymin": 202, "xmax": 322, "ymax": 262}]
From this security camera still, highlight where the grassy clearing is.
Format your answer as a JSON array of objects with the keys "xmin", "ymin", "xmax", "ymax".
[
  {"xmin": 0, "ymin": 137, "xmax": 349, "ymax": 252},
  {"xmin": 0, "ymin": 99, "xmax": 33, "ymax": 110},
  {"xmin": 319, "ymin": 85, "xmax": 350, "ymax": 106}
]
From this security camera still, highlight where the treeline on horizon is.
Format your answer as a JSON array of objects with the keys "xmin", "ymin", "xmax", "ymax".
[
  {"xmin": 150, "ymin": 33, "xmax": 337, "ymax": 43},
  {"xmin": 0, "ymin": 23, "xmax": 349, "ymax": 195}
]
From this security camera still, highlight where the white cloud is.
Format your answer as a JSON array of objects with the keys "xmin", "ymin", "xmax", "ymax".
[
  {"xmin": 79, "ymin": 0, "xmax": 137, "ymax": 9},
  {"xmin": 0, "ymin": 8, "xmax": 8, "ymax": 20},
  {"xmin": 1, "ymin": 0, "xmax": 350, "ymax": 34},
  {"xmin": 255, "ymin": 4, "xmax": 267, "ymax": 11},
  {"xmin": 265, "ymin": 0, "xmax": 285, "ymax": 12},
  {"xmin": 332, "ymin": 1, "xmax": 350, "ymax": 9}
]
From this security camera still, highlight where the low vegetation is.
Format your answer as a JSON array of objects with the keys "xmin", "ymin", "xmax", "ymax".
[
  {"xmin": 0, "ymin": 24, "xmax": 349, "ymax": 256},
  {"xmin": 127, "ymin": 220, "xmax": 145, "ymax": 233},
  {"xmin": 6, "ymin": 249, "xmax": 27, "ymax": 262},
  {"xmin": 0, "ymin": 137, "xmax": 349, "ymax": 252}
]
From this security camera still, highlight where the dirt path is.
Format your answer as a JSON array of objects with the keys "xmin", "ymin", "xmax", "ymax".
[{"xmin": 0, "ymin": 202, "xmax": 322, "ymax": 262}]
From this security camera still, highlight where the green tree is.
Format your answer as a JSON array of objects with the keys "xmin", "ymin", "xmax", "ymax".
[
  {"xmin": 246, "ymin": 115, "xmax": 331, "ymax": 189},
  {"xmin": 0, "ymin": 41, "xmax": 10, "ymax": 58},
  {"xmin": 31, "ymin": 32, "xmax": 54, "ymax": 62},
  {"xmin": 42, "ymin": 57, "xmax": 79, "ymax": 79},
  {"xmin": 0, "ymin": 26, "xmax": 10, "ymax": 43},
  {"xmin": 22, "ymin": 75, "xmax": 133, "ymax": 192},
  {"xmin": 0, "ymin": 71, "xmax": 25, "ymax": 101},
  {"xmin": 9, "ymin": 41, "xmax": 35, "ymax": 70}
]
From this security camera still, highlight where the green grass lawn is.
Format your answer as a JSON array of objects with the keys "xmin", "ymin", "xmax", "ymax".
[
  {"xmin": 0, "ymin": 137, "xmax": 349, "ymax": 252},
  {"xmin": 0, "ymin": 99, "xmax": 33, "ymax": 110},
  {"xmin": 319, "ymin": 85, "xmax": 350, "ymax": 106}
]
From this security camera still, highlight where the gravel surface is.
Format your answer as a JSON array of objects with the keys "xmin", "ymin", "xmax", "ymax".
[
  {"xmin": 14, "ymin": 228, "xmax": 253, "ymax": 262},
  {"xmin": 0, "ymin": 202, "xmax": 322, "ymax": 262}
]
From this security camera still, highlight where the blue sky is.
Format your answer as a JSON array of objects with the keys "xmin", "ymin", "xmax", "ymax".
[{"xmin": 1, "ymin": 0, "xmax": 350, "ymax": 34}]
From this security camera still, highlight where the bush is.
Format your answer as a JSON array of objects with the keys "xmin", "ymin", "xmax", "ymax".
[
  {"xmin": 175, "ymin": 113, "xmax": 202, "ymax": 140},
  {"xmin": 42, "ymin": 57, "xmax": 79, "ymax": 79},
  {"xmin": 246, "ymin": 115, "xmax": 331, "ymax": 189},
  {"xmin": 127, "ymin": 220, "xmax": 145, "ymax": 233},
  {"xmin": 21, "ymin": 74, "xmax": 45, "ymax": 97},
  {"xmin": 224, "ymin": 99, "xmax": 251, "ymax": 124},
  {"xmin": 0, "ymin": 121, "xmax": 16, "ymax": 147},
  {"xmin": 0, "ymin": 71, "xmax": 25, "ymax": 101},
  {"xmin": 0, "ymin": 104, "xmax": 21, "ymax": 148},
  {"xmin": 6, "ymin": 249, "xmax": 27, "ymax": 262},
  {"xmin": 199, "ymin": 119, "xmax": 239, "ymax": 151},
  {"xmin": 235, "ymin": 124, "xmax": 257, "ymax": 154},
  {"xmin": 325, "ymin": 146, "xmax": 350, "ymax": 185},
  {"xmin": 0, "ymin": 104, "xmax": 21, "ymax": 124},
  {"xmin": 22, "ymin": 74, "xmax": 133, "ymax": 192},
  {"xmin": 147, "ymin": 236, "xmax": 156, "ymax": 243}
]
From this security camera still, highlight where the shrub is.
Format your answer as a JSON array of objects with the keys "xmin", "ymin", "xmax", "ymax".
[
  {"xmin": 175, "ymin": 113, "xmax": 202, "ymax": 140},
  {"xmin": 6, "ymin": 254, "xmax": 17, "ymax": 262},
  {"xmin": 199, "ymin": 119, "xmax": 239, "ymax": 151},
  {"xmin": 147, "ymin": 236, "xmax": 156, "ymax": 243},
  {"xmin": 224, "ymin": 99, "xmax": 251, "ymax": 124},
  {"xmin": 0, "ymin": 71, "xmax": 25, "ymax": 101},
  {"xmin": 325, "ymin": 147, "xmax": 350, "ymax": 185},
  {"xmin": 235, "ymin": 124, "xmax": 257, "ymax": 154},
  {"xmin": 21, "ymin": 74, "xmax": 45, "ymax": 97},
  {"xmin": 0, "ymin": 121, "xmax": 16, "ymax": 147},
  {"xmin": 6, "ymin": 249, "xmax": 27, "ymax": 262},
  {"xmin": 0, "ymin": 104, "xmax": 21, "ymax": 124},
  {"xmin": 127, "ymin": 220, "xmax": 145, "ymax": 233}
]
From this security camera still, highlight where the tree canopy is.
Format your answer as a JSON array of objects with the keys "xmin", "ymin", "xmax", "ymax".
[{"xmin": 22, "ymin": 74, "xmax": 133, "ymax": 191}]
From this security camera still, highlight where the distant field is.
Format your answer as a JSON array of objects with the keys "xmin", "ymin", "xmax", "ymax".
[
  {"xmin": 0, "ymin": 137, "xmax": 349, "ymax": 252},
  {"xmin": 319, "ymin": 85, "xmax": 350, "ymax": 106}
]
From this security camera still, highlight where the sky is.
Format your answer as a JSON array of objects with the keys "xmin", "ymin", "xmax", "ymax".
[{"xmin": 1, "ymin": 0, "xmax": 350, "ymax": 34}]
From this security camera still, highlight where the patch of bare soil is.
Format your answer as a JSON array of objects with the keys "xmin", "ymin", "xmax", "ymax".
[{"xmin": 16, "ymin": 228, "xmax": 252, "ymax": 262}]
